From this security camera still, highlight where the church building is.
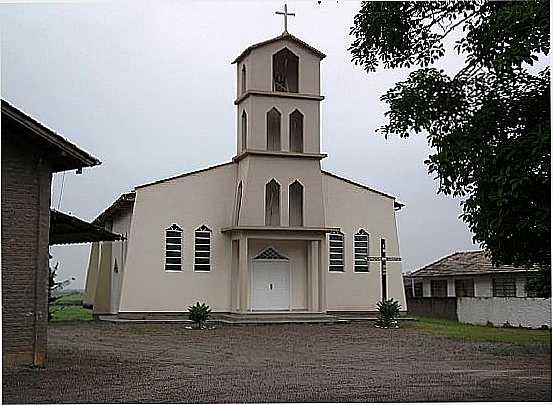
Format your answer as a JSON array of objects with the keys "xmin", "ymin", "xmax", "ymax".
[{"xmin": 84, "ymin": 19, "xmax": 407, "ymax": 318}]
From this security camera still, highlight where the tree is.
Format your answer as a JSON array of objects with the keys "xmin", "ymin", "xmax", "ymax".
[
  {"xmin": 48, "ymin": 261, "xmax": 74, "ymax": 321},
  {"xmin": 350, "ymin": 1, "xmax": 550, "ymax": 283}
]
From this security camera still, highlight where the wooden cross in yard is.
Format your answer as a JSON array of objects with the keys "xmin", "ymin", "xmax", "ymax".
[{"xmin": 276, "ymin": 4, "xmax": 295, "ymax": 33}]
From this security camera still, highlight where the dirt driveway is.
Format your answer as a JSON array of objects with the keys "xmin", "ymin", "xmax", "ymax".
[{"xmin": 3, "ymin": 321, "xmax": 551, "ymax": 403}]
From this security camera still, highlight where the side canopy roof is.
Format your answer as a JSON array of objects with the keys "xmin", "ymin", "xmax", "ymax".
[{"xmin": 232, "ymin": 31, "xmax": 326, "ymax": 64}]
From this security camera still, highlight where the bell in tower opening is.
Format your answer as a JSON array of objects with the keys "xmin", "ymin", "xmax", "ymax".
[{"xmin": 272, "ymin": 48, "xmax": 299, "ymax": 93}]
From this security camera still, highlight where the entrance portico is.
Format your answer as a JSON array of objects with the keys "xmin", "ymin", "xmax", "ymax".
[{"xmin": 224, "ymin": 227, "xmax": 335, "ymax": 313}]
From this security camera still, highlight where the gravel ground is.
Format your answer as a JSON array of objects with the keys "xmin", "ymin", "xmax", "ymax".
[{"xmin": 3, "ymin": 321, "xmax": 551, "ymax": 403}]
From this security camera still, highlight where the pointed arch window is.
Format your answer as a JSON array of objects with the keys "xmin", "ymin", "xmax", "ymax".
[
  {"xmin": 289, "ymin": 181, "xmax": 303, "ymax": 226},
  {"xmin": 329, "ymin": 231, "xmax": 345, "ymax": 272},
  {"xmin": 289, "ymin": 110, "xmax": 304, "ymax": 153},
  {"xmin": 241, "ymin": 64, "xmax": 247, "ymax": 94},
  {"xmin": 272, "ymin": 48, "xmax": 299, "ymax": 93},
  {"xmin": 165, "ymin": 224, "xmax": 183, "ymax": 271},
  {"xmin": 354, "ymin": 229, "xmax": 370, "ymax": 272},
  {"xmin": 265, "ymin": 179, "xmax": 280, "ymax": 226},
  {"xmin": 266, "ymin": 108, "xmax": 281, "ymax": 151},
  {"xmin": 234, "ymin": 182, "xmax": 243, "ymax": 226},
  {"xmin": 241, "ymin": 110, "xmax": 247, "ymax": 151},
  {"xmin": 194, "ymin": 225, "xmax": 212, "ymax": 272}
]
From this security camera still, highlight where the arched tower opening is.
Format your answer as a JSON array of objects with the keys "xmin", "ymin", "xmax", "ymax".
[
  {"xmin": 266, "ymin": 108, "xmax": 281, "ymax": 151},
  {"xmin": 265, "ymin": 179, "xmax": 281, "ymax": 226},
  {"xmin": 289, "ymin": 109, "xmax": 304, "ymax": 153},
  {"xmin": 272, "ymin": 48, "xmax": 299, "ymax": 93},
  {"xmin": 289, "ymin": 181, "xmax": 303, "ymax": 226}
]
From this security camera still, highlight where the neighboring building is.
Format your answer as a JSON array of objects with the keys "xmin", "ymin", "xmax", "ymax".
[
  {"xmin": 1, "ymin": 100, "xmax": 110, "ymax": 367},
  {"xmin": 85, "ymin": 29, "xmax": 407, "ymax": 317},
  {"xmin": 405, "ymin": 250, "xmax": 539, "ymax": 299}
]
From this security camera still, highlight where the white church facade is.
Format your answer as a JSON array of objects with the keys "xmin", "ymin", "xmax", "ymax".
[{"xmin": 84, "ymin": 28, "xmax": 407, "ymax": 318}]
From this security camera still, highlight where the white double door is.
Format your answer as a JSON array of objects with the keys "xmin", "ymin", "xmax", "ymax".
[{"xmin": 252, "ymin": 259, "xmax": 290, "ymax": 311}]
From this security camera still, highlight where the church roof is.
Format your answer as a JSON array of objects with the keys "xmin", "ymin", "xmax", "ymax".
[
  {"xmin": 410, "ymin": 250, "xmax": 537, "ymax": 277},
  {"xmin": 134, "ymin": 161, "xmax": 235, "ymax": 190},
  {"xmin": 232, "ymin": 32, "xmax": 326, "ymax": 64},
  {"xmin": 93, "ymin": 191, "xmax": 136, "ymax": 226},
  {"xmin": 321, "ymin": 170, "xmax": 404, "ymax": 210},
  {"xmin": 127, "ymin": 162, "xmax": 403, "ymax": 210}
]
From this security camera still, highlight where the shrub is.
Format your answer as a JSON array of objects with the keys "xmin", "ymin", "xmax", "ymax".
[
  {"xmin": 188, "ymin": 302, "xmax": 211, "ymax": 329},
  {"xmin": 376, "ymin": 298, "xmax": 401, "ymax": 328}
]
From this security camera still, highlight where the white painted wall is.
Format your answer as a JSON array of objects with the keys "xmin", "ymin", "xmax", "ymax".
[
  {"xmin": 457, "ymin": 297, "xmax": 551, "ymax": 328},
  {"xmin": 323, "ymin": 172, "xmax": 406, "ymax": 311}
]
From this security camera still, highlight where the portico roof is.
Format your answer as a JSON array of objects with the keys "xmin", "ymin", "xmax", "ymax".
[{"xmin": 221, "ymin": 225, "xmax": 340, "ymax": 234}]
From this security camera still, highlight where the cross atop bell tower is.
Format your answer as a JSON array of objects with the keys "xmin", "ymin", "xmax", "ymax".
[{"xmin": 275, "ymin": 3, "xmax": 295, "ymax": 33}]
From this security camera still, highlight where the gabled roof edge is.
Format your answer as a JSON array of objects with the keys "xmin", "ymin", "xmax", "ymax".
[
  {"xmin": 134, "ymin": 161, "xmax": 235, "ymax": 190},
  {"xmin": 2, "ymin": 99, "xmax": 101, "ymax": 168},
  {"xmin": 232, "ymin": 32, "xmax": 326, "ymax": 64},
  {"xmin": 321, "ymin": 169, "xmax": 404, "ymax": 208}
]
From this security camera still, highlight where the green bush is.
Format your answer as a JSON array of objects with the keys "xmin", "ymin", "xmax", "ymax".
[
  {"xmin": 188, "ymin": 302, "xmax": 211, "ymax": 329},
  {"xmin": 376, "ymin": 298, "xmax": 401, "ymax": 328}
]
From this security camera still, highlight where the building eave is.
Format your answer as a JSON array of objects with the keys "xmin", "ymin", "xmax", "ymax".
[{"xmin": 2, "ymin": 99, "xmax": 101, "ymax": 172}]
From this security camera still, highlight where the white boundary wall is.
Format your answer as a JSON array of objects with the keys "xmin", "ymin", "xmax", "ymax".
[{"xmin": 457, "ymin": 297, "xmax": 551, "ymax": 328}]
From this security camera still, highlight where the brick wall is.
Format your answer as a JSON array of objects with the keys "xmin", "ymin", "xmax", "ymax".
[{"xmin": 1, "ymin": 129, "xmax": 52, "ymax": 367}]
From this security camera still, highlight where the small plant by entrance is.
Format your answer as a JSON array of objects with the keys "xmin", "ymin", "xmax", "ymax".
[
  {"xmin": 375, "ymin": 298, "xmax": 401, "ymax": 328},
  {"xmin": 188, "ymin": 302, "xmax": 211, "ymax": 329}
]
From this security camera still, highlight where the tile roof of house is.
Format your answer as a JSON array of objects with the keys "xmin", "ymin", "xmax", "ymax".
[
  {"xmin": 232, "ymin": 31, "xmax": 326, "ymax": 64},
  {"xmin": 410, "ymin": 250, "xmax": 537, "ymax": 277}
]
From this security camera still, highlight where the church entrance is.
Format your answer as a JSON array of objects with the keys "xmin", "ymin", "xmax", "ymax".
[{"xmin": 251, "ymin": 248, "xmax": 290, "ymax": 311}]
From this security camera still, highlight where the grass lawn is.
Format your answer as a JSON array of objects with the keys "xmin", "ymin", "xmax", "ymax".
[
  {"xmin": 50, "ymin": 305, "xmax": 93, "ymax": 322},
  {"xmin": 410, "ymin": 316, "xmax": 551, "ymax": 350},
  {"xmin": 50, "ymin": 291, "xmax": 92, "ymax": 322}
]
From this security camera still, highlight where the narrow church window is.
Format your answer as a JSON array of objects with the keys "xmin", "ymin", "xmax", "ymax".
[
  {"xmin": 165, "ymin": 224, "xmax": 183, "ymax": 271},
  {"xmin": 265, "ymin": 179, "xmax": 280, "ymax": 226},
  {"xmin": 289, "ymin": 109, "xmax": 303, "ymax": 153},
  {"xmin": 235, "ymin": 182, "xmax": 243, "ymax": 226},
  {"xmin": 288, "ymin": 181, "xmax": 303, "ymax": 226},
  {"xmin": 272, "ymin": 48, "xmax": 299, "ymax": 93},
  {"xmin": 266, "ymin": 108, "xmax": 281, "ymax": 151},
  {"xmin": 354, "ymin": 229, "xmax": 369, "ymax": 272},
  {"xmin": 241, "ymin": 65, "xmax": 247, "ymax": 94},
  {"xmin": 380, "ymin": 238, "xmax": 387, "ymax": 299},
  {"xmin": 194, "ymin": 225, "xmax": 212, "ymax": 272},
  {"xmin": 241, "ymin": 111, "xmax": 247, "ymax": 151},
  {"xmin": 329, "ymin": 232, "xmax": 344, "ymax": 272}
]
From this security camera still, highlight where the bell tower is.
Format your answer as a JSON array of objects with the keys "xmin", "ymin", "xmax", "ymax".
[
  {"xmin": 225, "ymin": 7, "xmax": 333, "ymax": 313},
  {"xmin": 228, "ymin": 4, "xmax": 329, "ymax": 232}
]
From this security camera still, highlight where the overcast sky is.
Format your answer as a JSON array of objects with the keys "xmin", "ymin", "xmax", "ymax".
[{"xmin": 1, "ymin": 0, "xmax": 481, "ymax": 289}]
